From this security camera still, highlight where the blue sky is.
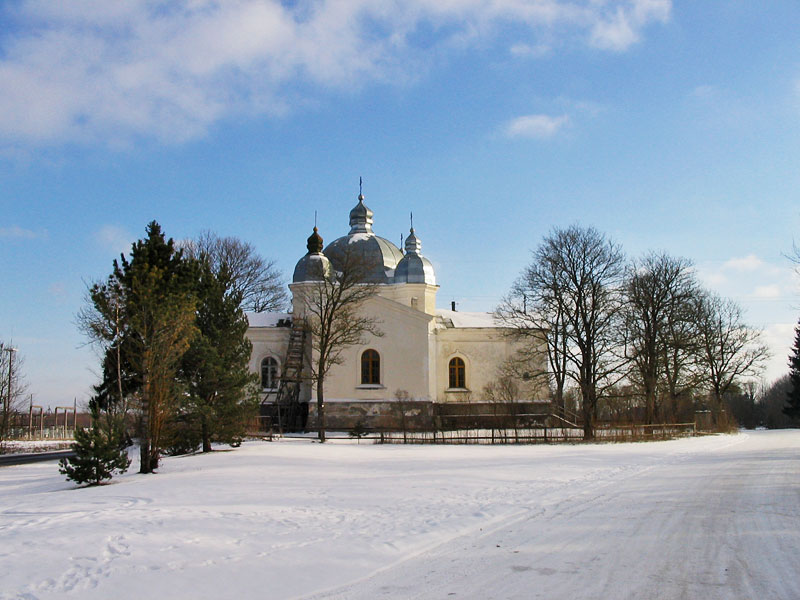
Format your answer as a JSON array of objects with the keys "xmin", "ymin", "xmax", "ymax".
[{"xmin": 1, "ymin": 0, "xmax": 798, "ymax": 408}]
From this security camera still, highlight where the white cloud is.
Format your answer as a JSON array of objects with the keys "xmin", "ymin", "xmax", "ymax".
[
  {"xmin": 0, "ymin": 0, "xmax": 672, "ymax": 149},
  {"xmin": 94, "ymin": 224, "xmax": 133, "ymax": 256},
  {"xmin": 505, "ymin": 113, "xmax": 570, "ymax": 139},
  {"xmin": 699, "ymin": 271, "xmax": 727, "ymax": 287},
  {"xmin": 0, "ymin": 225, "xmax": 46, "ymax": 240},
  {"xmin": 589, "ymin": 0, "xmax": 671, "ymax": 51},
  {"xmin": 723, "ymin": 254, "xmax": 764, "ymax": 272}
]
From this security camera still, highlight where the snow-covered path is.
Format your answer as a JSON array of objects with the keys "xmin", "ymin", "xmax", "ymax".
[
  {"xmin": 1, "ymin": 430, "xmax": 798, "ymax": 599},
  {"xmin": 312, "ymin": 432, "xmax": 800, "ymax": 600}
]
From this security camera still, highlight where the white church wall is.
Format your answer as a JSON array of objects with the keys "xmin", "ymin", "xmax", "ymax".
[
  {"xmin": 247, "ymin": 325, "xmax": 291, "ymax": 402},
  {"xmin": 434, "ymin": 327, "xmax": 547, "ymax": 403},
  {"xmin": 316, "ymin": 295, "xmax": 434, "ymax": 402}
]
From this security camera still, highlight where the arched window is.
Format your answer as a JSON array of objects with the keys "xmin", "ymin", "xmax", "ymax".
[
  {"xmin": 361, "ymin": 349, "xmax": 380, "ymax": 385},
  {"xmin": 449, "ymin": 357, "xmax": 466, "ymax": 389},
  {"xmin": 261, "ymin": 357, "xmax": 279, "ymax": 390}
]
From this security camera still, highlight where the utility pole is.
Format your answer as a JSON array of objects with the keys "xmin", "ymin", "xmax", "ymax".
[{"xmin": 3, "ymin": 345, "xmax": 18, "ymax": 437}]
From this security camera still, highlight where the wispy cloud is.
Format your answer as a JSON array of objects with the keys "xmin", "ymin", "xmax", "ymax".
[
  {"xmin": 509, "ymin": 42, "xmax": 551, "ymax": 59},
  {"xmin": 0, "ymin": 1, "xmax": 671, "ymax": 149},
  {"xmin": 589, "ymin": 0, "xmax": 671, "ymax": 51},
  {"xmin": 505, "ymin": 114, "xmax": 570, "ymax": 139},
  {"xmin": 690, "ymin": 84, "xmax": 717, "ymax": 100},
  {"xmin": 94, "ymin": 224, "xmax": 133, "ymax": 256},
  {"xmin": 0, "ymin": 225, "xmax": 47, "ymax": 240}
]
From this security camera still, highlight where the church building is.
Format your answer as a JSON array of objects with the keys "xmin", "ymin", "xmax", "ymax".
[{"xmin": 246, "ymin": 188, "xmax": 547, "ymax": 428}]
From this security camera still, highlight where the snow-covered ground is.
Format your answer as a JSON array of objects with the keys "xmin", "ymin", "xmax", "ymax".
[
  {"xmin": 1, "ymin": 430, "xmax": 798, "ymax": 599},
  {"xmin": 1, "ymin": 440, "xmax": 73, "ymax": 454}
]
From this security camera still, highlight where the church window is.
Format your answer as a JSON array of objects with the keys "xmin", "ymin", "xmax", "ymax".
[
  {"xmin": 449, "ymin": 357, "xmax": 466, "ymax": 389},
  {"xmin": 361, "ymin": 349, "xmax": 380, "ymax": 385},
  {"xmin": 261, "ymin": 357, "xmax": 279, "ymax": 390}
]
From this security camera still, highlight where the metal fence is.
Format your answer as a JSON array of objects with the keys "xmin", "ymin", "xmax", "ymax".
[
  {"xmin": 4, "ymin": 426, "xmax": 76, "ymax": 441},
  {"xmin": 316, "ymin": 422, "xmax": 697, "ymax": 444}
]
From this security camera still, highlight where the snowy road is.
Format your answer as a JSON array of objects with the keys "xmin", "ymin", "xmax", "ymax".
[
  {"xmin": 1, "ymin": 430, "xmax": 798, "ymax": 599},
  {"xmin": 311, "ymin": 432, "xmax": 800, "ymax": 600}
]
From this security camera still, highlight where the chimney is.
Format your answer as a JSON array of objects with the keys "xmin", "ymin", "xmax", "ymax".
[{"xmin": 451, "ymin": 301, "xmax": 457, "ymax": 312}]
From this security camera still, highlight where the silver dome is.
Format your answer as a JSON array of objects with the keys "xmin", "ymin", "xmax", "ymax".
[
  {"xmin": 323, "ymin": 193, "xmax": 404, "ymax": 284},
  {"xmin": 293, "ymin": 226, "xmax": 332, "ymax": 282},
  {"xmin": 395, "ymin": 227, "xmax": 436, "ymax": 285},
  {"xmin": 293, "ymin": 252, "xmax": 332, "ymax": 282}
]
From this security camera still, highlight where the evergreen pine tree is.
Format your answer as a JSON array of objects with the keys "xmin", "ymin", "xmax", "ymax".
[
  {"xmin": 59, "ymin": 406, "xmax": 131, "ymax": 486},
  {"xmin": 177, "ymin": 260, "xmax": 258, "ymax": 452},
  {"xmin": 84, "ymin": 221, "xmax": 198, "ymax": 473},
  {"xmin": 784, "ymin": 319, "xmax": 800, "ymax": 420}
]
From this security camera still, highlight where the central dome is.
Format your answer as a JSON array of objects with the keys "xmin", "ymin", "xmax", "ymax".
[{"xmin": 322, "ymin": 193, "xmax": 404, "ymax": 284}]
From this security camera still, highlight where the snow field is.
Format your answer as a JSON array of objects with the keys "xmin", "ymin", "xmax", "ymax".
[{"xmin": 1, "ymin": 431, "xmax": 798, "ymax": 599}]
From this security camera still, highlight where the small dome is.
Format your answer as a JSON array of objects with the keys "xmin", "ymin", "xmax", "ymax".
[
  {"xmin": 395, "ymin": 227, "xmax": 436, "ymax": 285},
  {"xmin": 293, "ymin": 227, "xmax": 332, "ymax": 282}
]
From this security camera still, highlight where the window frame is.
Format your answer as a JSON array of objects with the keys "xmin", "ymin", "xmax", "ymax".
[
  {"xmin": 360, "ymin": 349, "xmax": 381, "ymax": 386},
  {"xmin": 260, "ymin": 356, "xmax": 280, "ymax": 391},
  {"xmin": 448, "ymin": 356, "xmax": 466, "ymax": 390}
]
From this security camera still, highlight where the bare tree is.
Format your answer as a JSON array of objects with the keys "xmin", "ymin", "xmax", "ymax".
[
  {"xmin": 524, "ymin": 226, "xmax": 626, "ymax": 439},
  {"xmin": 497, "ymin": 257, "xmax": 568, "ymax": 410},
  {"xmin": 293, "ymin": 246, "xmax": 381, "ymax": 442},
  {"xmin": 0, "ymin": 342, "xmax": 27, "ymax": 441},
  {"xmin": 77, "ymin": 279, "xmax": 130, "ymax": 434},
  {"xmin": 787, "ymin": 242, "xmax": 800, "ymax": 274},
  {"xmin": 184, "ymin": 231, "xmax": 288, "ymax": 313},
  {"xmin": 623, "ymin": 252, "xmax": 699, "ymax": 423},
  {"xmin": 482, "ymin": 360, "xmax": 523, "ymax": 441},
  {"xmin": 695, "ymin": 292, "xmax": 769, "ymax": 409},
  {"xmin": 660, "ymin": 285, "xmax": 703, "ymax": 422}
]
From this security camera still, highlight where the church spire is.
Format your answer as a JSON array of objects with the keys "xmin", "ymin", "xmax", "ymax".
[
  {"xmin": 404, "ymin": 213, "xmax": 422, "ymax": 256},
  {"xmin": 348, "ymin": 177, "xmax": 374, "ymax": 235}
]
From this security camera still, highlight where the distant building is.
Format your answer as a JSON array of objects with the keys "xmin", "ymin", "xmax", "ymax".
[{"xmin": 246, "ymin": 189, "xmax": 547, "ymax": 428}]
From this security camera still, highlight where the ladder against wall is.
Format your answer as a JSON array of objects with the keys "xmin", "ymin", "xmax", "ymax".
[{"xmin": 269, "ymin": 318, "xmax": 308, "ymax": 432}]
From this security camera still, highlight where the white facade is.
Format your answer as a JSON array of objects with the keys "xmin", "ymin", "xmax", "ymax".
[{"xmin": 246, "ymin": 192, "xmax": 546, "ymax": 405}]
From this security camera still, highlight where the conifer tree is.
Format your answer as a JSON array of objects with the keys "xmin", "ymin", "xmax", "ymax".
[
  {"xmin": 59, "ymin": 405, "xmax": 131, "ymax": 486},
  {"xmin": 784, "ymin": 319, "xmax": 800, "ymax": 420},
  {"xmin": 178, "ymin": 259, "xmax": 258, "ymax": 452},
  {"xmin": 81, "ymin": 221, "xmax": 197, "ymax": 473}
]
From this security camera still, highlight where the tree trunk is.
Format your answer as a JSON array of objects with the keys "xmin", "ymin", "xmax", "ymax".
[
  {"xmin": 582, "ymin": 386, "xmax": 595, "ymax": 440},
  {"xmin": 202, "ymin": 417, "xmax": 212, "ymax": 453},
  {"xmin": 139, "ymin": 439, "xmax": 150, "ymax": 474},
  {"xmin": 317, "ymin": 379, "xmax": 326, "ymax": 443},
  {"xmin": 645, "ymin": 380, "xmax": 656, "ymax": 425},
  {"xmin": 139, "ymin": 373, "xmax": 151, "ymax": 474}
]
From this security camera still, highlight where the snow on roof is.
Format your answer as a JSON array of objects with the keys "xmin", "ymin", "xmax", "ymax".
[
  {"xmin": 246, "ymin": 312, "xmax": 292, "ymax": 328},
  {"xmin": 435, "ymin": 309, "xmax": 507, "ymax": 328},
  {"xmin": 347, "ymin": 232, "xmax": 373, "ymax": 244}
]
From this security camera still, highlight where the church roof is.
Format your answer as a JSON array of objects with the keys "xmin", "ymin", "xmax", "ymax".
[
  {"xmin": 435, "ymin": 309, "xmax": 508, "ymax": 328},
  {"xmin": 247, "ymin": 312, "xmax": 293, "ymax": 327}
]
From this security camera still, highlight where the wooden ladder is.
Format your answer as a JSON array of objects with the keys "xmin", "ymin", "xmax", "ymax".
[{"xmin": 274, "ymin": 318, "xmax": 308, "ymax": 432}]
